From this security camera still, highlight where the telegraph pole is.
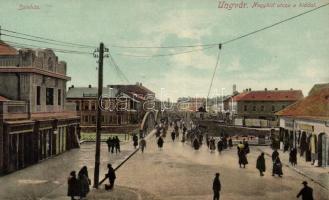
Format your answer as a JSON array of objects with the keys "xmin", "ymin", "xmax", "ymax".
[{"xmin": 93, "ymin": 42, "xmax": 108, "ymax": 188}]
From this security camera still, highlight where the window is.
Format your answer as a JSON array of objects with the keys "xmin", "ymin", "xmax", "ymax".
[
  {"xmin": 260, "ymin": 105, "xmax": 264, "ymax": 111},
  {"xmin": 91, "ymin": 116, "xmax": 96, "ymax": 123},
  {"xmin": 244, "ymin": 105, "xmax": 248, "ymax": 111},
  {"xmin": 58, "ymin": 89, "xmax": 61, "ymax": 105},
  {"xmin": 272, "ymin": 105, "xmax": 275, "ymax": 112},
  {"xmin": 91, "ymin": 102, "xmax": 96, "ymax": 110},
  {"xmin": 282, "ymin": 105, "xmax": 285, "ymax": 109},
  {"xmin": 36, "ymin": 86, "xmax": 41, "ymax": 105},
  {"xmin": 84, "ymin": 116, "xmax": 88, "ymax": 123},
  {"xmin": 252, "ymin": 105, "xmax": 256, "ymax": 111},
  {"xmin": 83, "ymin": 102, "xmax": 89, "ymax": 110},
  {"xmin": 76, "ymin": 102, "xmax": 80, "ymax": 111},
  {"xmin": 48, "ymin": 58, "xmax": 53, "ymax": 71},
  {"xmin": 46, "ymin": 88, "xmax": 54, "ymax": 105}
]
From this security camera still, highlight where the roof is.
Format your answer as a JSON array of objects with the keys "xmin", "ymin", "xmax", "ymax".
[
  {"xmin": 0, "ymin": 95, "xmax": 9, "ymax": 101},
  {"xmin": 108, "ymin": 84, "xmax": 154, "ymax": 101},
  {"xmin": 233, "ymin": 90, "xmax": 303, "ymax": 102},
  {"xmin": 67, "ymin": 87, "xmax": 120, "ymax": 98},
  {"xmin": 308, "ymin": 83, "xmax": 329, "ymax": 96},
  {"xmin": 0, "ymin": 40, "xmax": 17, "ymax": 55},
  {"xmin": 276, "ymin": 85, "xmax": 329, "ymax": 121}
]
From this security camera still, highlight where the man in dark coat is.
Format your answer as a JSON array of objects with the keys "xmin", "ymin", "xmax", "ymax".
[
  {"xmin": 256, "ymin": 153, "xmax": 266, "ymax": 176},
  {"xmin": 193, "ymin": 138, "xmax": 200, "ymax": 150},
  {"xmin": 212, "ymin": 173, "xmax": 221, "ymax": 200},
  {"xmin": 106, "ymin": 137, "xmax": 113, "ymax": 153},
  {"xmin": 171, "ymin": 131, "xmax": 176, "ymax": 142},
  {"xmin": 217, "ymin": 140, "xmax": 223, "ymax": 154},
  {"xmin": 289, "ymin": 147, "xmax": 297, "ymax": 166},
  {"xmin": 67, "ymin": 171, "xmax": 79, "ymax": 200},
  {"xmin": 272, "ymin": 156, "xmax": 283, "ymax": 177},
  {"xmin": 228, "ymin": 137, "xmax": 233, "ymax": 149},
  {"xmin": 157, "ymin": 136, "xmax": 164, "ymax": 149},
  {"xmin": 297, "ymin": 181, "xmax": 313, "ymax": 200},
  {"xmin": 106, "ymin": 164, "xmax": 116, "ymax": 190},
  {"xmin": 133, "ymin": 134, "xmax": 138, "ymax": 149}
]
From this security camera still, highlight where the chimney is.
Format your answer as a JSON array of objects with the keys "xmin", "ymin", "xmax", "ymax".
[
  {"xmin": 290, "ymin": 88, "xmax": 293, "ymax": 90},
  {"xmin": 249, "ymin": 88, "xmax": 251, "ymax": 91},
  {"xmin": 233, "ymin": 84, "xmax": 237, "ymax": 94},
  {"xmin": 265, "ymin": 88, "xmax": 267, "ymax": 91},
  {"xmin": 88, "ymin": 84, "xmax": 92, "ymax": 88},
  {"xmin": 275, "ymin": 88, "xmax": 278, "ymax": 91}
]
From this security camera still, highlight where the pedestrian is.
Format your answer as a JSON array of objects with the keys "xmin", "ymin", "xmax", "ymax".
[
  {"xmin": 114, "ymin": 136, "xmax": 121, "ymax": 153},
  {"xmin": 106, "ymin": 137, "xmax": 113, "ymax": 153},
  {"xmin": 256, "ymin": 152, "xmax": 266, "ymax": 176},
  {"xmin": 212, "ymin": 173, "xmax": 221, "ymax": 200},
  {"xmin": 228, "ymin": 137, "xmax": 233, "ymax": 149},
  {"xmin": 171, "ymin": 131, "xmax": 176, "ymax": 142},
  {"xmin": 157, "ymin": 136, "xmax": 164, "ymax": 149},
  {"xmin": 193, "ymin": 138, "xmax": 200, "ymax": 150},
  {"xmin": 272, "ymin": 149, "xmax": 279, "ymax": 162},
  {"xmin": 105, "ymin": 164, "xmax": 116, "ymax": 190},
  {"xmin": 67, "ymin": 171, "xmax": 79, "ymax": 200},
  {"xmin": 243, "ymin": 139, "xmax": 250, "ymax": 154},
  {"xmin": 222, "ymin": 137, "xmax": 227, "ymax": 149},
  {"xmin": 217, "ymin": 139, "xmax": 223, "ymax": 154},
  {"xmin": 78, "ymin": 166, "xmax": 90, "ymax": 199},
  {"xmin": 140, "ymin": 137, "xmax": 146, "ymax": 153},
  {"xmin": 133, "ymin": 134, "xmax": 138, "ymax": 149},
  {"xmin": 296, "ymin": 181, "xmax": 314, "ymax": 200},
  {"xmin": 289, "ymin": 147, "xmax": 297, "ymax": 166},
  {"xmin": 272, "ymin": 156, "xmax": 283, "ymax": 177},
  {"xmin": 210, "ymin": 137, "xmax": 216, "ymax": 152},
  {"xmin": 237, "ymin": 142, "xmax": 248, "ymax": 168}
]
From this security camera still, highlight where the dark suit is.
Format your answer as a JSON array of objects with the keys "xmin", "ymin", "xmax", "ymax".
[
  {"xmin": 297, "ymin": 186, "xmax": 313, "ymax": 200},
  {"xmin": 213, "ymin": 177, "xmax": 221, "ymax": 200}
]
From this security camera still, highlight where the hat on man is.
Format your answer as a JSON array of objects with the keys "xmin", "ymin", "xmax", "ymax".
[{"xmin": 302, "ymin": 181, "xmax": 308, "ymax": 185}]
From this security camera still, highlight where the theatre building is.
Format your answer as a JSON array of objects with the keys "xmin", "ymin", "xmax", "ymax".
[
  {"xmin": 0, "ymin": 41, "xmax": 80, "ymax": 174},
  {"xmin": 276, "ymin": 84, "xmax": 329, "ymax": 167}
]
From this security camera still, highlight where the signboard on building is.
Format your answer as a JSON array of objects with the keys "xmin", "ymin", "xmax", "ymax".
[{"xmin": 298, "ymin": 123, "xmax": 314, "ymax": 132}]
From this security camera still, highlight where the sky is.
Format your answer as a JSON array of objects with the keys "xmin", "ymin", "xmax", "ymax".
[{"xmin": 0, "ymin": 0, "xmax": 328, "ymax": 101}]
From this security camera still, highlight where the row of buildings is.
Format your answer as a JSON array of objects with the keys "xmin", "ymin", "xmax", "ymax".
[{"xmin": 0, "ymin": 41, "xmax": 155, "ymax": 174}]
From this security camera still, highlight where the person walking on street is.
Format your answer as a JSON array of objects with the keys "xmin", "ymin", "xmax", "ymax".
[
  {"xmin": 297, "ymin": 181, "xmax": 314, "ymax": 200},
  {"xmin": 67, "ymin": 171, "xmax": 79, "ymax": 200},
  {"xmin": 133, "ymin": 134, "xmax": 138, "ymax": 149},
  {"xmin": 114, "ymin": 136, "xmax": 121, "ymax": 153},
  {"xmin": 210, "ymin": 137, "xmax": 216, "ymax": 153},
  {"xmin": 78, "ymin": 166, "xmax": 90, "ymax": 199},
  {"xmin": 290, "ymin": 147, "xmax": 297, "ymax": 166},
  {"xmin": 256, "ymin": 152, "xmax": 266, "ymax": 176},
  {"xmin": 157, "ymin": 136, "xmax": 164, "ymax": 149},
  {"xmin": 228, "ymin": 137, "xmax": 233, "ymax": 149},
  {"xmin": 171, "ymin": 131, "xmax": 176, "ymax": 142},
  {"xmin": 237, "ymin": 142, "xmax": 248, "ymax": 168},
  {"xmin": 212, "ymin": 173, "xmax": 221, "ymax": 200},
  {"xmin": 106, "ymin": 164, "xmax": 116, "ymax": 190},
  {"xmin": 272, "ymin": 156, "xmax": 283, "ymax": 177},
  {"xmin": 217, "ymin": 139, "xmax": 223, "ymax": 154},
  {"xmin": 140, "ymin": 137, "xmax": 146, "ymax": 153},
  {"xmin": 106, "ymin": 137, "xmax": 113, "ymax": 153}
]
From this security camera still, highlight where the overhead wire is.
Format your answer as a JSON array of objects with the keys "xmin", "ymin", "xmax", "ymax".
[
  {"xmin": 108, "ymin": 52, "xmax": 129, "ymax": 83},
  {"xmin": 1, "ymin": 28, "xmax": 96, "ymax": 49},
  {"xmin": 206, "ymin": 44, "xmax": 222, "ymax": 100}
]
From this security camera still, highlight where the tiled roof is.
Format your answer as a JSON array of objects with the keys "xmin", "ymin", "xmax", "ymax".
[
  {"xmin": 276, "ymin": 85, "xmax": 329, "ymax": 120},
  {"xmin": 108, "ymin": 84, "xmax": 154, "ymax": 96},
  {"xmin": 0, "ymin": 95, "xmax": 9, "ymax": 101},
  {"xmin": 308, "ymin": 83, "xmax": 329, "ymax": 96},
  {"xmin": 0, "ymin": 41, "xmax": 17, "ymax": 55},
  {"xmin": 234, "ymin": 90, "xmax": 303, "ymax": 101}
]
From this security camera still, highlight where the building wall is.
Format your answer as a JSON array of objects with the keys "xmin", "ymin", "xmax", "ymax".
[{"xmin": 237, "ymin": 101, "xmax": 295, "ymax": 120}]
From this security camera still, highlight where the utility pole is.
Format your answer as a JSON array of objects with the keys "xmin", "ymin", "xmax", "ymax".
[{"xmin": 93, "ymin": 42, "xmax": 108, "ymax": 188}]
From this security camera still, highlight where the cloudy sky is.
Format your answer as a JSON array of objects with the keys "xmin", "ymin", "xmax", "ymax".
[{"xmin": 0, "ymin": 0, "xmax": 328, "ymax": 101}]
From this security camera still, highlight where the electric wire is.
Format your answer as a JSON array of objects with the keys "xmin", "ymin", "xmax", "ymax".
[
  {"xmin": 108, "ymin": 53, "xmax": 129, "ymax": 83},
  {"xmin": 1, "ymin": 28, "xmax": 96, "ymax": 48},
  {"xmin": 206, "ymin": 46, "xmax": 221, "ymax": 99}
]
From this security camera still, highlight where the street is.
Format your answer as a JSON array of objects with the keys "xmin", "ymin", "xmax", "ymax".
[
  {"xmin": 93, "ymin": 129, "xmax": 329, "ymax": 200},
  {"xmin": 0, "ymin": 142, "xmax": 134, "ymax": 200}
]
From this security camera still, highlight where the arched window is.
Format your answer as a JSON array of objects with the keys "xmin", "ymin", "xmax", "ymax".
[{"xmin": 48, "ymin": 57, "xmax": 53, "ymax": 71}]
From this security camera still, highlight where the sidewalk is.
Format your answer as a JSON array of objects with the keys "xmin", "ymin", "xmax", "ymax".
[{"xmin": 257, "ymin": 146, "xmax": 329, "ymax": 190}]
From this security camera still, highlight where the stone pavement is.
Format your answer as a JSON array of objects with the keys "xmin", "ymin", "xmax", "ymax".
[
  {"xmin": 0, "ymin": 141, "xmax": 136, "ymax": 200},
  {"xmin": 257, "ymin": 146, "xmax": 329, "ymax": 190},
  {"xmin": 89, "ymin": 129, "xmax": 329, "ymax": 200}
]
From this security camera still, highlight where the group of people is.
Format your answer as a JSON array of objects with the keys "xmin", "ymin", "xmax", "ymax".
[
  {"xmin": 106, "ymin": 136, "xmax": 121, "ymax": 154},
  {"xmin": 67, "ymin": 166, "xmax": 91, "ymax": 200},
  {"xmin": 67, "ymin": 164, "xmax": 117, "ymax": 199}
]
